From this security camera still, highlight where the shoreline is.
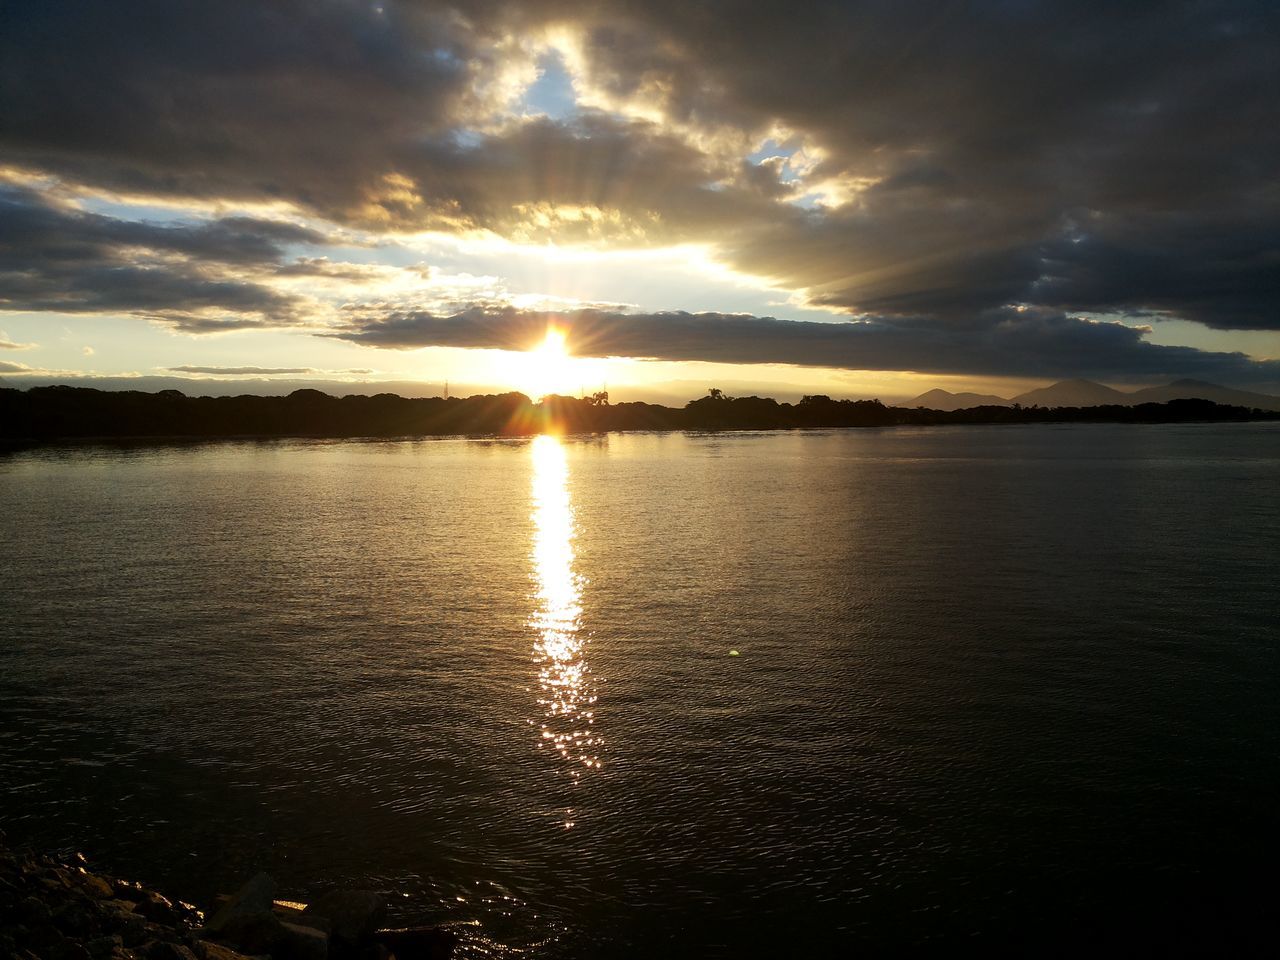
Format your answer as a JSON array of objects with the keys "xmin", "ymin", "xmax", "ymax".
[
  {"xmin": 2, "ymin": 384, "xmax": 1277, "ymax": 447},
  {"xmin": 0, "ymin": 839, "xmax": 456, "ymax": 960},
  {"xmin": 3, "ymin": 415, "xmax": 1279, "ymax": 453}
]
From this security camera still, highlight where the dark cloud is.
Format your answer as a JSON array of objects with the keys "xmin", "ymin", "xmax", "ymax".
[
  {"xmin": 0, "ymin": 2, "xmax": 787, "ymax": 238},
  {"xmin": 334, "ymin": 305, "xmax": 1280, "ymax": 384},
  {"xmin": 0, "ymin": 185, "xmax": 314, "ymax": 329},
  {"xmin": 0, "ymin": 360, "xmax": 33, "ymax": 373},
  {"xmin": 0, "ymin": 0, "xmax": 472, "ymax": 215},
  {"xmin": 0, "ymin": 186, "xmax": 325, "ymax": 264},
  {"xmin": 1032, "ymin": 212, "xmax": 1280, "ymax": 330},
  {"xmin": 0, "ymin": 0, "xmax": 1277, "ymax": 366},
  {"xmin": 546, "ymin": 0, "xmax": 1280, "ymax": 328},
  {"xmin": 0, "ymin": 373, "xmax": 461, "ymax": 398}
]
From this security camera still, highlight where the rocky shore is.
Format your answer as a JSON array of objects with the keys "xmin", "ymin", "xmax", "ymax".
[{"xmin": 0, "ymin": 839, "xmax": 455, "ymax": 960}]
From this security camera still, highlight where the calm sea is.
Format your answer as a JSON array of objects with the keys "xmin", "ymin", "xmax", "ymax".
[{"xmin": 2, "ymin": 424, "xmax": 1277, "ymax": 956}]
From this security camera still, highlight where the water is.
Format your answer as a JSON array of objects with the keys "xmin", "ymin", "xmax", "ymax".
[{"xmin": 2, "ymin": 424, "xmax": 1277, "ymax": 955}]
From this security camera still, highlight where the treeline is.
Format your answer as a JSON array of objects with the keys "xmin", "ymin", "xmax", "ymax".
[{"xmin": 1, "ymin": 385, "xmax": 1276, "ymax": 442}]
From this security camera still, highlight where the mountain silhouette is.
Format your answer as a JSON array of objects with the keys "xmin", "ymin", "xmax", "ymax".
[
  {"xmin": 1011, "ymin": 379, "xmax": 1129, "ymax": 407},
  {"xmin": 1127, "ymin": 380, "xmax": 1280, "ymax": 411},
  {"xmin": 907, "ymin": 388, "xmax": 1011, "ymax": 411},
  {"xmin": 904, "ymin": 378, "xmax": 1280, "ymax": 411}
]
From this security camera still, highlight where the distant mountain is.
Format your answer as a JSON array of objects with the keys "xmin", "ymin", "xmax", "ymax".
[
  {"xmin": 1128, "ymin": 379, "xmax": 1280, "ymax": 412},
  {"xmin": 905, "ymin": 377, "xmax": 1280, "ymax": 411},
  {"xmin": 1011, "ymin": 379, "xmax": 1129, "ymax": 408},
  {"xmin": 907, "ymin": 388, "xmax": 1011, "ymax": 411}
]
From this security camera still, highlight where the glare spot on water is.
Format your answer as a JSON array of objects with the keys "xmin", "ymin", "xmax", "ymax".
[{"xmin": 529, "ymin": 435, "xmax": 600, "ymax": 821}]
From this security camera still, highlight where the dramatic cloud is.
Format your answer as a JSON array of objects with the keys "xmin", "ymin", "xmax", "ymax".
[
  {"xmin": 0, "ymin": 0, "xmax": 476, "ymax": 216},
  {"xmin": 0, "ymin": 185, "xmax": 319, "ymax": 330},
  {"xmin": 1, "ymin": 1, "xmax": 1277, "ymax": 381},
  {"xmin": 1032, "ymin": 212, "xmax": 1280, "ymax": 331},
  {"xmin": 335, "ymin": 306, "xmax": 1280, "ymax": 384}
]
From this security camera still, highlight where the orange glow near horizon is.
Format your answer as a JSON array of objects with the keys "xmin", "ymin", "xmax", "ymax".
[{"xmin": 494, "ymin": 325, "xmax": 607, "ymax": 401}]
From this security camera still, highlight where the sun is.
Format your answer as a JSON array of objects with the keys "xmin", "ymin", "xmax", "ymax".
[{"xmin": 503, "ymin": 325, "xmax": 585, "ymax": 399}]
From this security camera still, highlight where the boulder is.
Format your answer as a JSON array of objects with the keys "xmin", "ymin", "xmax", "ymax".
[
  {"xmin": 101, "ymin": 898, "xmax": 141, "ymax": 919},
  {"xmin": 76, "ymin": 873, "xmax": 115, "ymax": 900},
  {"xmin": 202, "ymin": 911, "xmax": 284, "ymax": 956},
  {"xmin": 40, "ymin": 872, "xmax": 73, "ymax": 893},
  {"xmin": 112, "ymin": 909, "xmax": 150, "ymax": 947},
  {"xmin": 50, "ymin": 937, "xmax": 94, "ymax": 960},
  {"xmin": 111, "ymin": 882, "xmax": 149, "ymax": 904},
  {"xmin": 86, "ymin": 936, "xmax": 124, "ymax": 959},
  {"xmin": 302, "ymin": 891, "xmax": 386, "ymax": 949},
  {"xmin": 143, "ymin": 943, "xmax": 199, "ymax": 960},
  {"xmin": 276, "ymin": 922, "xmax": 328, "ymax": 960},
  {"xmin": 21, "ymin": 894, "xmax": 53, "ymax": 925},
  {"xmin": 373, "ymin": 927, "xmax": 457, "ymax": 960},
  {"xmin": 50, "ymin": 899, "xmax": 97, "ymax": 936},
  {"xmin": 134, "ymin": 892, "xmax": 179, "ymax": 926},
  {"xmin": 193, "ymin": 942, "xmax": 254, "ymax": 960},
  {"xmin": 270, "ymin": 902, "xmax": 327, "ymax": 936},
  {"xmin": 202, "ymin": 875, "xmax": 275, "ymax": 940}
]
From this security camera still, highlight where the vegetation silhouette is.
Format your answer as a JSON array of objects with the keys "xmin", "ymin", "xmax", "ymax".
[{"xmin": 1, "ymin": 384, "xmax": 1276, "ymax": 444}]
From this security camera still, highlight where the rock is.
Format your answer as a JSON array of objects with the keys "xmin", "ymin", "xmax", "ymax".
[
  {"xmin": 114, "ymin": 910, "xmax": 151, "ymax": 946},
  {"xmin": 111, "ymin": 881, "xmax": 149, "ymax": 904},
  {"xmin": 77, "ymin": 873, "xmax": 116, "ymax": 900},
  {"xmin": 134, "ymin": 892, "xmax": 179, "ymax": 926},
  {"xmin": 51, "ymin": 899, "xmax": 98, "ymax": 937},
  {"xmin": 373, "ymin": 927, "xmax": 457, "ymax": 960},
  {"xmin": 87, "ymin": 935, "xmax": 124, "ymax": 958},
  {"xmin": 302, "ymin": 891, "xmax": 386, "ymax": 949},
  {"xmin": 50, "ymin": 938, "xmax": 94, "ymax": 960},
  {"xmin": 275, "ymin": 922, "xmax": 328, "ymax": 960},
  {"xmin": 101, "ymin": 898, "xmax": 139, "ymax": 917},
  {"xmin": 21, "ymin": 894, "xmax": 52, "ymax": 925},
  {"xmin": 40, "ymin": 872, "xmax": 73, "ymax": 893},
  {"xmin": 280, "ymin": 911, "xmax": 329, "ymax": 938},
  {"xmin": 202, "ymin": 911, "xmax": 284, "ymax": 956},
  {"xmin": 193, "ymin": 942, "xmax": 255, "ymax": 960},
  {"xmin": 3, "ymin": 926, "xmax": 29, "ymax": 951},
  {"xmin": 144, "ymin": 942, "xmax": 199, "ymax": 960},
  {"xmin": 202, "ymin": 875, "xmax": 275, "ymax": 939}
]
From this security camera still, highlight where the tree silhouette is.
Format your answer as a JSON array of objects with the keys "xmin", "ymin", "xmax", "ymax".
[{"xmin": 0, "ymin": 385, "xmax": 1273, "ymax": 442}]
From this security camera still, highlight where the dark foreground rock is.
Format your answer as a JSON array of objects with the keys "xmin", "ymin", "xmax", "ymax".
[
  {"xmin": 0, "ymin": 840, "xmax": 454, "ymax": 960},
  {"xmin": 373, "ymin": 929, "xmax": 456, "ymax": 960},
  {"xmin": 0, "ymin": 841, "xmax": 211, "ymax": 960},
  {"xmin": 301, "ymin": 892, "xmax": 385, "ymax": 951}
]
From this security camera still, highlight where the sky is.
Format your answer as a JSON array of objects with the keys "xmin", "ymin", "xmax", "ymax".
[{"xmin": 1, "ymin": 0, "xmax": 1279, "ymax": 404}]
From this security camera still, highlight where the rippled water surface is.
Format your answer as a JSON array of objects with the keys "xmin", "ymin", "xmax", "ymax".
[{"xmin": 2, "ymin": 425, "xmax": 1278, "ymax": 955}]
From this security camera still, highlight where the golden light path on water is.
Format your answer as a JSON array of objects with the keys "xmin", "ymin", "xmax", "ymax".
[{"xmin": 529, "ymin": 434, "xmax": 599, "ymax": 827}]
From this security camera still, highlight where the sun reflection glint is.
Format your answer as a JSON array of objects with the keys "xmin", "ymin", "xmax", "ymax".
[{"xmin": 529, "ymin": 435, "xmax": 600, "ymax": 822}]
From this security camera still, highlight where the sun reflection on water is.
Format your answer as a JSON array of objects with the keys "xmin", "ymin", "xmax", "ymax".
[{"xmin": 529, "ymin": 435, "xmax": 600, "ymax": 817}]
